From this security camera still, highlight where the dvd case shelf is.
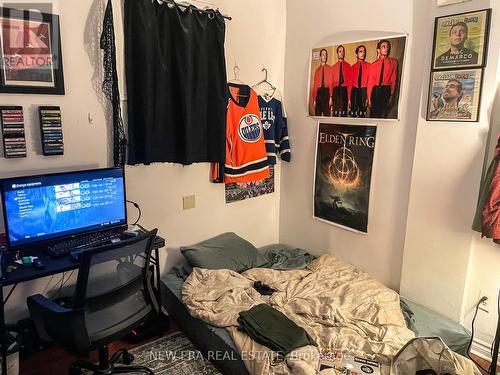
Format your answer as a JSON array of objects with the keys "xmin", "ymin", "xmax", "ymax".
[
  {"xmin": 39, "ymin": 106, "xmax": 64, "ymax": 156},
  {"xmin": 0, "ymin": 106, "xmax": 27, "ymax": 158}
]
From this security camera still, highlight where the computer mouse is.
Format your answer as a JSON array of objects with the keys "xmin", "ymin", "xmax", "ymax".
[{"xmin": 33, "ymin": 258, "xmax": 44, "ymax": 269}]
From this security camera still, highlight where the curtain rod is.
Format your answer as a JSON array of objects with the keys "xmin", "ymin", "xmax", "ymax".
[{"xmin": 161, "ymin": 0, "xmax": 232, "ymax": 20}]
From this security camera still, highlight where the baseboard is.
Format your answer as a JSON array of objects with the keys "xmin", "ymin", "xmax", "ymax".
[{"xmin": 471, "ymin": 338, "xmax": 499, "ymax": 367}]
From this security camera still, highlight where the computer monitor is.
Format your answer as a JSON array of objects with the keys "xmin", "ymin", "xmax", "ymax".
[{"xmin": 0, "ymin": 167, "xmax": 127, "ymax": 250}]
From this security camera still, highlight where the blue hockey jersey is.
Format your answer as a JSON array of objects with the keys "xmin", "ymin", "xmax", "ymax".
[{"xmin": 257, "ymin": 90, "xmax": 291, "ymax": 164}]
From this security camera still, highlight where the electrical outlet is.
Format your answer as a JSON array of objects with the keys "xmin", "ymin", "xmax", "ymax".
[
  {"xmin": 183, "ymin": 195, "xmax": 196, "ymax": 210},
  {"xmin": 478, "ymin": 290, "xmax": 494, "ymax": 313}
]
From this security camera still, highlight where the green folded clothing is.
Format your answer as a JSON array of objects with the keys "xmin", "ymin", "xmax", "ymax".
[{"xmin": 237, "ymin": 303, "xmax": 316, "ymax": 357}]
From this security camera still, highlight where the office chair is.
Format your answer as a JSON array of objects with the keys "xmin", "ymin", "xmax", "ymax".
[{"xmin": 27, "ymin": 229, "xmax": 159, "ymax": 375}]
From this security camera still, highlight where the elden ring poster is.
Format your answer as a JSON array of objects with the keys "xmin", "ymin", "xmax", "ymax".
[{"xmin": 313, "ymin": 123, "xmax": 377, "ymax": 233}]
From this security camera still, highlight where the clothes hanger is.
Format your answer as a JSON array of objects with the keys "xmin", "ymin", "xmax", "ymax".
[
  {"xmin": 253, "ymin": 67, "xmax": 276, "ymax": 100},
  {"xmin": 253, "ymin": 67, "xmax": 276, "ymax": 90},
  {"xmin": 228, "ymin": 62, "xmax": 244, "ymax": 84},
  {"xmin": 228, "ymin": 62, "xmax": 248, "ymax": 97}
]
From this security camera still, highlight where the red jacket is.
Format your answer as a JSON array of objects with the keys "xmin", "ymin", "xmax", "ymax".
[
  {"xmin": 311, "ymin": 63, "xmax": 333, "ymax": 101},
  {"xmin": 367, "ymin": 56, "xmax": 398, "ymax": 100},
  {"xmin": 482, "ymin": 138, "xmax": 500, "ymax": 240}
]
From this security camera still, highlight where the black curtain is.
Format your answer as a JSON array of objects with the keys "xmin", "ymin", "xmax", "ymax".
[{"xmin": 124, "ymin": 0, "xmax": 227, "ymax": 165}]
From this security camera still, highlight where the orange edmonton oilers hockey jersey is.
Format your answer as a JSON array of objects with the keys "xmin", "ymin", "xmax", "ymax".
[{"xmin": 212, "ymin": 84, "xmax": 270, "ymax": 183}]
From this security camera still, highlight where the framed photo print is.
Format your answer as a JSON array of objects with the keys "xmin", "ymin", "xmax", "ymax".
[
  {"xmin": 427, "ymin": 68, "xmax": 482, "ymax": 122},
  {"xmin": 308, "ymin": 35, "xmax": 407, "ymax": 121},
  {"xmin": 313, "ymin": 123, "xmax": 377, "ymax": 234},
  {"xmin": 0, "ymin": 7, "xmax": 64, "ymax": 94},
  {"xmin": 432, "ymin": 9, "xmax": 491, "ymax": 70}
]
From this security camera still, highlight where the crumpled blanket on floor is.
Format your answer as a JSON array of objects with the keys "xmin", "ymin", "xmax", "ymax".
[{"xmin": 182, "ymin": 255, "xmax": 415, "ymax": 375}]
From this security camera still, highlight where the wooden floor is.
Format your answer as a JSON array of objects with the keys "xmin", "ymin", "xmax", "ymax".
[
  {"xmin": 20, "ymin": 324, "xmax": 497, "ymax": 375},
  {"xmin": 472, "ymin": 353, "xmax": 498, "ymax": 375}
]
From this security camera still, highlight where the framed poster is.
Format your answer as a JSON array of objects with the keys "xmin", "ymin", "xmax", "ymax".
[
  {"xmin": 313, "ymin": 123, "xmax": 377, "ymax": 234},
  {"xmin": 225, "ymin": 165, "xmax": 275, "ymax": 204},
  {"xmin": 432, "ymin": 9, "xmax": 491, "ymax": 70},
  {"xmin": 0, "ymin": 7, "xmax": 64, "ymax": 94},
  {"xmin": 308, "ymin": 35, "xmax": 407, "ymax": 120},
  {"xmin": 427, "ymin": 69, "xmax": 482, "ymax": 122}
]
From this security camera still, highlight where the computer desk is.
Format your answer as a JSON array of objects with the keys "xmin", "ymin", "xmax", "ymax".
[{"xmin": 0, "ymin": 234, "xmax": 166, "ymax": 375}]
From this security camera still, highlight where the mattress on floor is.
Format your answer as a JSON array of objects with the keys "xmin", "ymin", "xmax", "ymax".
[
  {"xmin": 162, "ymin": 247, "xmax": 471, "ymax": 372},
  {"xmin": 161, "ymin": 270, "xmax": 249, "ymax": 375},
  {"xmin": 160, "ymin": 243, "xmax": 313, "ymax": 375}
]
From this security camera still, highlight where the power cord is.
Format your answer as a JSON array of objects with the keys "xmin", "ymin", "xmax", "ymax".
[
  {"xmin": 126, "ymin": 200, "xmax": 142, "ymax": 226},
  {"xmin": 468, "ymin": 296, "xmax": 490, "ymax": 373},
  {"xmin": 3, "ymin": 284, "xmax": 17, "ymax": 304},
  {"xmin": 49, "ymin": 270, "xmax": 75, "ymax": 300}
]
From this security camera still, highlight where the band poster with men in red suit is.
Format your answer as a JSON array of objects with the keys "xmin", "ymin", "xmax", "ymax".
[{"xmin": 308, "ymin": 35, "xmax": 407, "ymax": 120}]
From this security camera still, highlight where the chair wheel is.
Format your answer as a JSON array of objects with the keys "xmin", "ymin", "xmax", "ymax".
[
  {"xmin": 122, "ymin": 352, "xmax": 134, "ymax": 365},
  {"xmin": 69, "ymin": 365, "xmax": 83, "ymax": 375}
]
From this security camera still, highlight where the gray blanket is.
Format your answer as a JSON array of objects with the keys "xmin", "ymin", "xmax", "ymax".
[{"xmin": 259, "ymin": 244, "xmax": 315, "ymax": 270}]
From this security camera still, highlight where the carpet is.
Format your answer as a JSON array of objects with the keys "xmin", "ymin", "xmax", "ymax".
[{"xmin": 86, "ymin": 332, "xmax": 222, "ymax": 374}]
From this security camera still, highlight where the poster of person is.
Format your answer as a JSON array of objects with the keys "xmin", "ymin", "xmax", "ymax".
[
  {"xmin": 427, "ymin": 69, "xmax": 482, "ymax": 122},
  {"xmin": 308, "ymin": 35, "xmax": 406, "ymax": 120},
  {"xmin": 225, "ymin": 166, "xmax": 275, "ymax": 204},
  {"xmin": 313, "ymin": 123, "xmax": 377, "ymax": 233},
  {"xmin": 432, "ymin": 9, "xmax": 491, "ymax": 70}
]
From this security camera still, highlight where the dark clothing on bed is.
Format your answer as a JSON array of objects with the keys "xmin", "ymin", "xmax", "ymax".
[
  {"xmin": 237, "ymin": 304, "xmax": 316, "ymax": 357},
  {"xmin": 253, "ymin": 281, "xmax": 276, "ymax": 296}
]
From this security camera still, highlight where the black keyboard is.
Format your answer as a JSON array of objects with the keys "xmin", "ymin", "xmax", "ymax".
[{"xmin": 45, "ymin": 229, "xmax": 123, "ymax": 258}]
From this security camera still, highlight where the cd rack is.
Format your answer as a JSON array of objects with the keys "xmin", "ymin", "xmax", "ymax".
[
  {"xmin": 0, "ymin": 106, "xmax": 27, "ymax": 158},
  {"xmin": 39, "ymin": 106, "xmax": 64, "ymax": 156}
]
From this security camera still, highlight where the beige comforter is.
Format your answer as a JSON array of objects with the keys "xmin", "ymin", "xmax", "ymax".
[{"xmin": 182, "ymin": 255, "xmax": 415, "ymax": 374}]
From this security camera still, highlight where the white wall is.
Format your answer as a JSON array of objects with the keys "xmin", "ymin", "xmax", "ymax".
[
  {"xmin": 281, "ymin": 1, "xmax": 499, "ymax": 354},
  {"xmin": 464, "ymin": 233, "xmax": 500, "ymax": 356},
  {"xmin": 124, "ymin": 0, "xmax": 287, "ymax": 270},
  {"xmin": 462, "ymin": 37, "xmax": 500, "ymax": 351},
  {"xmin": 280, "ymin": 0, "xmax": 422, "ymax": 290},
  {"xmin": 0, "ymin": 0, "xmax": 111, "ymax": 324},
  {"xmin": 400, "ymin": 0, "xmax": 496, "ymax": 323},
  {"xmin": 0, "ymin": 0, "xmax": 287, "ymax": 323},
  {"xmin": 399, "ymin": 0, "xmax": 500, "ymax": 357}
]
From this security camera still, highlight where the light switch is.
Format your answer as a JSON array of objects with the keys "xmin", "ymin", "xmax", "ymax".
[{"xmin": 183, "ymin": 195, "xmax": 195, "ymax": 210}]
